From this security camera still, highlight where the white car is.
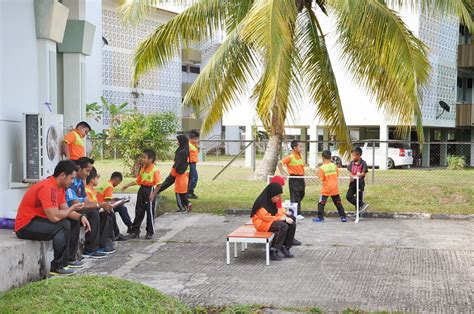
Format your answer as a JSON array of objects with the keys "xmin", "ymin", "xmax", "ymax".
[{"xmin": 331, "ymin": 142, "xmax": 414, "ymax": 169}]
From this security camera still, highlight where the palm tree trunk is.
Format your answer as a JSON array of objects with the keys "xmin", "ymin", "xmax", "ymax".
[{"xmin": 252, "ymin": 130, "xmax": 283, "ymax": 181}]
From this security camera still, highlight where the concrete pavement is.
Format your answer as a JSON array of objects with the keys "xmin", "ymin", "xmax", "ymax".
[{"xmin": 82, "ymin": 213, "xmax": 474, "ymax": 312}]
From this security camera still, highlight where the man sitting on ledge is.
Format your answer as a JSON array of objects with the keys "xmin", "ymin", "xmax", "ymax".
[{"xmin": 14, "ymin": 161, "xmax": 91, "ymax": 276}]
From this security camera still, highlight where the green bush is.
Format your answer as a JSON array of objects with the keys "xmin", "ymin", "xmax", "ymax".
[
  {"xmin": 446, "ymin": 155, "xmax": 465, "ymax": 170},
  {"xmin": 0, "ymin": 275, "xmax": 190, "ymax": 313},
  {"xmin": 113, "ymin": 112, "xmax": 179, "ymax": 174}
]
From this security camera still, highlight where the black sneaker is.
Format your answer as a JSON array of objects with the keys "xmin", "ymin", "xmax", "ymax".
[
  {"xmin": 115, "ymin": 234, "xmax": 128, "ymax": 242},
  {"xmin": 68, "ymin": 260, "xmax": 85, "ymax": 269},
  {"xmin": 188, "ymin": 193, "xmax": 198, "ymax": 199},
  {"xmin": 127, "ymin": 227, "xmax": 133, "ymax": 234},
  {"xmin": 279, "ymin": 246, "xmax": 295, "ymax": 258},
  {"xmin": 127, "ymin": 233, "xmax": 140, "ymax": 239},
  {"xmin": 292, "ymin": 239, "xmax": 302, "ymax": 246},
  {"xmin": 98, "ymin": 247, "xmax": 116, "ymax": 255},
  {"xmin": 82, "ymin": 250, "xmax": 107, "ymax": 259},
  {"xmin": 270, "ymin": 249, "xmax": 282, "ymax": 261},
  {"xmin": 50, "ymin": 267, "xmax": 76, "ymax": 276},
  {"xmin": 145, "ymin": 233, "xmax": 153, "ymax": 240}
]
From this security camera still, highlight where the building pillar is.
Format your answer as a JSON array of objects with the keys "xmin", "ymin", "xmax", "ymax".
[
  {"xmin": 245, "ymin": 124, "xmax": 255, "ymax": 169},
  {"xmin": 224, "ymin": 126, "xmax": 241, "ymax": 156},
  {"xmin": 309, "ymin": 124, "xmax": 318, "ymax": 168},
  {"xmin": 301, "ymin": 127, "xmax": 308, "ymax": 165},
  {"xmin": 379, "ymin": 125, "xmax": 389, "ymax": 170},
  {"xmin": 422, "ymin": 128, "xmax": 431, "ymax": 167},
  {"xmin": 439, "ymin": 129, "xmax": 448, "ymax": 166},
  {"xmin": 471, "ymin": 128, "xmax": 474, "ymax": 167},
  {"xmin": 323, "ymin": 127, "xmax": 329, "ymax": 150}
]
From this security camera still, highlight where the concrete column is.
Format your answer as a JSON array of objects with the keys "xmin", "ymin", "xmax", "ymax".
[
  {"xmin": 439, "ymin": 129, "xmax": 448, "ymax": 166},
  {"xmin": 37, "ymin": 39, "xmax": 58, "ymax": 114},
  {"xmin": 422, "ymin": 128, "xmax": 431, "ymax": 167},
  {"xmin": 63, "ymin": 53, "xmax": 86, "ymax": 129},
  {"xmin": 244, "ymin": 124, "xmax": 255, "ymax": 168},
  {"xmin": 309, "ymin": 124, "xmax": 318, "ymax": 168},
  {"xmin": 471, "ymin": 128, "xmax": 474, "ymax": 167},
  {"xmin": 224, "ymin": 125, "xmax": 240, "ymax": 155},
  {"xmin": 301, "ymin": 127, "xmax": 308, "ymax": 165},
  {"xmin": 323, "ymin": 127, "xmax": 329, "ymax": 150},
  {"xmin": 379, "ymin": 125, "xmax": 389, "ymax": 170}
]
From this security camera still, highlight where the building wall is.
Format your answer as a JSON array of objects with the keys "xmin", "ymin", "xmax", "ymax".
[{"xmin": 101, "ymin": 1, "xmax": 182, "ymax": 121}]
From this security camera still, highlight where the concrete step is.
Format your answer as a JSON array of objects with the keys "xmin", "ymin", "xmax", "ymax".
[{"xmin": 0, "ymin": 229, "xmax": 52, "ymax": 291}]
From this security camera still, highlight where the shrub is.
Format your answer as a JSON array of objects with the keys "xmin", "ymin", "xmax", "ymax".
[
  {"xmin": 113, "ymin": 112, "xmax": 179, "ymax": 174},
  {"xmin": 446, "ymin": 155, "xmax": 465, "ymax": 170}
]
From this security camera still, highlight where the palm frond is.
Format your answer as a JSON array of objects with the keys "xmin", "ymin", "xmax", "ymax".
[
  {"xmin": 241, "ymin": 0, "xmax": 299, "ymax": 131},
  {"xmin": 330, "ymin": 0, "xmax": 431, "ymax": 141},
  {"xmin": 384, "ymin": 0, "xmax": 473, "ymax": 30},
  {"xmin": 297, "ymin": 5, "xmax": 352, "ymax": 155},
  {"xmin": 132, "ymin": 0, "xmax": 226, "ymax": 83},
  {"xmin": 120, "ymin": 0, "xmax": 197, "ymax": 24},
  {"xmin": 183, "ymin": 24, "xmax": 260, "ymax": 135}
]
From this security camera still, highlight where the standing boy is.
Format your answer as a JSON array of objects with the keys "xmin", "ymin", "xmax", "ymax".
[
  {"xmin": 346, "ymin": 147, "xmax": 369, "ymax": 213},
  {"xmin": 96, "ymin": 171, "xmax": 132, "ymax": 240},
  {"xmin": 313, "ymin": 150, "xmax": 347, "ymax": 222},
  {"xmin": 278, "ymin": 140, "xmax": 305, "ymax": 215},
  {"xmin": 122, "ymin": 149, "xmax": 161, "ymax": 240},
  {"xmin": 187, "ymin": 131, "xmax": 200, "ymax": 199},
  {"xmin": 62, "ymin": 121, "xmax": 91, "ymax": 161}
]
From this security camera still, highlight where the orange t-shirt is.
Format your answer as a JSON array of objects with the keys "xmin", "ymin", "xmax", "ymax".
[
  {"xmin": 252, "ymin": 207, "xmax": 286, "ymax": 232},
  {"xmin": 319, "ymin": 162, "xmax": 339, "ymax": 196},
  {"xmin": 15, "ymin": 177, "xmax": 67, "ymax": 232},
  {"xmin": 63, "ymin": 129, "xmax": 86, "ymax": 160},
  {"xmin": 189, "ymin": 141, "xmax": 199, "ymax": 163},
  {"xmin": 85, "ymin": 185, "xmax": 98, "ymax": 202},
  {"xmin": 96, "ymin": 181, "xmax": 114, "ymax": 203},
  {"xmin": 281, "ymin": 152, "xmax": 304, "ymax": 175},
  {"xmin": 136, "ymin": 164, "xmax": 161, "ymax": 187}
]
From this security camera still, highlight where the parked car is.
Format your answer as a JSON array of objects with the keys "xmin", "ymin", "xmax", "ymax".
[{"xmin": 331, "ymin": 141, "xmax": 413, "ymax": 169}]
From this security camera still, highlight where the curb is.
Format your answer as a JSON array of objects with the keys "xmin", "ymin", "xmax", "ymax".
[{"xmin": 224, "ymin": 208, "xmax": 474, "ymax": 221}]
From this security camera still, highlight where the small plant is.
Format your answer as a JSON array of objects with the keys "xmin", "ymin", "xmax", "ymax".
[{"xmin": 446, "ymin": 155, "xmax": 465, "ymax": 170}]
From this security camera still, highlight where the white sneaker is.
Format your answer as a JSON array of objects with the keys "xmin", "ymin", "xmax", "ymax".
[
  {"xmin": 296, "ymin": 215, "xmax": 305, "ymax": 220},
  {"xmin": 359, "ymin": 203, "xmax": 369, "ymax": 213}
]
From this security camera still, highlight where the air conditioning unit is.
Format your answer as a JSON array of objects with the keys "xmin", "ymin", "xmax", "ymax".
[{"xmin": 23, "ymin": 113, "xmax": 64, "ymax": 182}]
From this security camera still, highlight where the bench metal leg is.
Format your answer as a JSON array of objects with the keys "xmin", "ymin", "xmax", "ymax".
[
  {"xmin": 226, "ymin": 239, "xmax": 230, "ymax": 265},
  {"xmin": 245, "ymin": 243, "xmax": 248, "ymax": 250},
  {"xmin": 241, "ymin": 242, "xmax": 245, "ymax": 252},
  {"xmin": 234, "ymin": 242, "xmax": 238, "ymax": 258},
  {"xmin": 266, "ymin": 240, "xmax": 270, "ymax": 266}
]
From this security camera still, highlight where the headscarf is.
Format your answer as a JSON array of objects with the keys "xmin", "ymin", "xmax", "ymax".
[
  {"xmin": 250, "ymin": 183, "xmax": 283, "ymax": 217},
  {"xmin": 270, "ymin": 176, "xmax": 285, "ymax": 208},
  {"xmin": 174, "ymin": 134, "xmax": 189, "ymax": 174}
]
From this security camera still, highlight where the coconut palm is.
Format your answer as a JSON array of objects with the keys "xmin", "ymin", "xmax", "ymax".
[{"xmin": 121, "ymin": 0, "xmax": 472, "ymax": 179}]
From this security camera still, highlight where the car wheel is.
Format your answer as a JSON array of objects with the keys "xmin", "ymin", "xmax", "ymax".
[
  {"xmin": 387, "ymin": 158, "xmax": 395, "ymax": 169},
  {"xmin": 332, "ymin": 156, "xmax": 342, "ymax": 167}
]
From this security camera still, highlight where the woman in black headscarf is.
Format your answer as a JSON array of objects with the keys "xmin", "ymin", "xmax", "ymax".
[
  {"xmin": 251, "ymin": 183, "xmax": 296, "ymax": 261},
  {"xmin": 156, "ymin": 134, "xmax": 191, "ymax": 212}
]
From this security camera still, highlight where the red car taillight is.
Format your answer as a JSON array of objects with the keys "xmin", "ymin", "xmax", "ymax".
[{"xmin": 399, "ymin": 148, "xmax": 405, "ymax": 157}]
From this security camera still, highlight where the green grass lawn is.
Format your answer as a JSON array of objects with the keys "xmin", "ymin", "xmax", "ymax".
[
  {"xmin": 0, "ymin": 275, "xmax": 189, "ymax": 313},
  {"xmin": 94, "ymin": 159, "xmax": 474, "ymax": 215}
]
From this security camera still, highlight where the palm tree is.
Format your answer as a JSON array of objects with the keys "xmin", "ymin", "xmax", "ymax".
[{"xmin": 121, "ymin": 0, "xmax": 472, "ymax": 179}]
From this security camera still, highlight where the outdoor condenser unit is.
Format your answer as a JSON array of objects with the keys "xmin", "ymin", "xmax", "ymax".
[{"xmin": 23, "ymin": 113, "xmax": 64, "ymax": 182}]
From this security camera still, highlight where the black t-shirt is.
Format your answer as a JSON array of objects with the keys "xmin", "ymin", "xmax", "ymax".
[{"xmin": 347, "ymin": 159, "xmax": 368, "ymax": 184}]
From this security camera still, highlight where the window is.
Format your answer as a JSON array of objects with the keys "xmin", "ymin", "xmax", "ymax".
[
  {"xmin": 182, "ymin": 65, "xmax": 188, "ymax": 73},
  {"xmin": 190, "ymin": 66, "xmax": 200, "ymax": 74}
]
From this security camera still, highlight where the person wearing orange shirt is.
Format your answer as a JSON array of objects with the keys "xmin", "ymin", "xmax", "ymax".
[
  {"xmin": 278, "ymin": 140, "xmax": 306, "ymax": 215},
  {"xmin": 62, "ymin": 121, "xmax": 91, "ymax": 161},
  {"xmin": 122, "ymin": 149, "xmax": 161, "ymax": 240},
  {"xmin": 314, "ymin": 150, "xmax": 347, "ymax": 222},
  {"xmin": 251, "ymin": 183, "xmax": 296, "ymax": 261},
  {"xmin": 15, "ymin": 161, "xmax": 90, "ymax": 276},
  {"xmin": 187, "ymin": 131, "xmax": 200, "ymax": 199},
  {"xmin": 97, "ymin": 172, "xmax": 132, "ymax": 240}
]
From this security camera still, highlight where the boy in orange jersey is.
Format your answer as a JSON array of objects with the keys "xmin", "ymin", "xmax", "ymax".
[
  {"xmin": 122, "ymin": 149, "xmax": 161, "ymax": 240},
  {"xmin": 62, "ymin": 121, "xmax": 91, "ymax": 160},
  {"xmin": 313, "ymin": 150, "xmax": 347, "ymax": 222},
  {"xmin": 278, "ymin": 140, "xmax": 305, "ymax": 215},
  {"xmin": 187, "ymin": 131, "xmax": 200, "ymax": 199}
]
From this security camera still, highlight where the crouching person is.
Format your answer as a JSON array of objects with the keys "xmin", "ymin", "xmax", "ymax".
[
  {"xmin": 251, "ymin": 183, "xmax": 296, "ymax": 261},
  {"xmin": 67, "ymin": 157, "xmax": 114, "ymax": 259},
  {"xmin": 15, "ymin": 161, "xmax": 91, "ymax": 276}
]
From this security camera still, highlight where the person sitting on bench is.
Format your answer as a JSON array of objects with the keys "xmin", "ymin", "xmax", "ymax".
[{"xmin": 251, "ymin": 183, "xmax": 296, "ymax": 261}]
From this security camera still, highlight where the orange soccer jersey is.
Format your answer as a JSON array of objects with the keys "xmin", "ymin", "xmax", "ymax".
[
  {"xmin": 281, "ymin": 152, "xmax": 304, "ymax": 175},
  {"xmin": 63, "ymin": 129, "xmax": 86, "ymax": 160},
  {"xmin": 252, "ymin": 207, "xmax": 286, "ymax": 232},
  {"xmin": 319, "ymin": 162, "xmax": 340, "ymax": 196}
]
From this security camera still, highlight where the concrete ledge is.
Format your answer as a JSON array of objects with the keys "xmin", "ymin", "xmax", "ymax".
[
  {"xmin": 225, "ymin": 208, "xmax": 474, "ymax": 221},
  {"xmin": 0, "ymin": 230, "xmax": 52, "ymax": 292}
]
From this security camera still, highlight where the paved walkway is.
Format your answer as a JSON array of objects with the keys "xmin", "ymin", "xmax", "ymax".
[{"xmin": 83, "ymin": 214, "xmax": 474, "ymax": 312}]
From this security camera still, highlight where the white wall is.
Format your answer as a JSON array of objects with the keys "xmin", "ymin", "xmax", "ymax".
[
  {"xmin": 84, "ymin": 0, "xmax": 103, "ymax": 106},
  {"xmin": 0, "ymin": 0, "xmax": 43, "ymax": 218}
]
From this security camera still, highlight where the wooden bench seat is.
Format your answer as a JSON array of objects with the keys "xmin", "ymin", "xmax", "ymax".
[{"xmin": 226, "ymin": 223, "xmax": 274, "ymax": 266}]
